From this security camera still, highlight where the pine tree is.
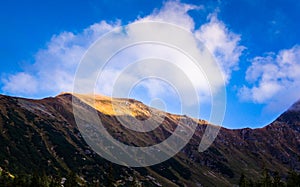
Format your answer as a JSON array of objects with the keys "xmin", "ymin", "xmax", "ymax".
[
  {"xmin": 273, "ymin": 171, "xmax": 283, "ymax": 187},
  {"xmin": 107, "ymin": 163, "xmax": 114, "ymax": 187},
  {"xmin": 65, "ymin": 171, "xmax": 77, "ymax": 187},
  {"xmin": 287, "ymin": 170, "xmax": 300, "ymax": 187},
  {"xmin": 30, "ymin": 171, "xmax": 41, "ymax": 187},
  {"xmin": 260, "ymin": 168, "xmax": 272, "ymax": 187},
  {"xmin": 248, "ymin": 179, "xmax": 254, "ymax": 187},
  {"xmin": 239, "ymin": 173, "xmax": 248, "ymax": 187},
  {"xmin": 13, "ymin": 174, "xmax": 30, "ymax": 187},
  {"xmin": 49, "ymin": 175, "xmax": 61, "ymax": 187}
]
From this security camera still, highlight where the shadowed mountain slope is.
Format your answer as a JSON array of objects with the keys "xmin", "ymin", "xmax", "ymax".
[{"xmin": 0, "ymin": 93, "xmax": 300, "ymax": 186}]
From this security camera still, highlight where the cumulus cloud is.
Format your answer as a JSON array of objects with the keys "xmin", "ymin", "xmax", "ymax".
[
  {"xmin": 1, "ymin": 0, "xmax": 243, "ymax": 102},
  {"xmin": 1, "ymin": 21, "xmax": 119, "ymax": 97},
  {"xmin": 239, "ymin": 45, "xmax": 300, "ymax": 111},
  {"xmin": 94, "ymin": 41, "xmax": 211, "ymax": 99}
]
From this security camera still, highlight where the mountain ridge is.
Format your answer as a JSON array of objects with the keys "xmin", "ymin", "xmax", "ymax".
[{"xmin": 1, "ymin": 92, "xmax": 300, "ymax": 186}]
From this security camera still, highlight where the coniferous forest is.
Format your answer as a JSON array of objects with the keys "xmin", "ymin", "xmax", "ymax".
[{"xmin": 2, "ymin": 167, "xmax": 300, "ymax": 187}]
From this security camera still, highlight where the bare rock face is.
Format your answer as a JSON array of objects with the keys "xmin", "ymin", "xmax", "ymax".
[{"xmin": 0, "ymin": 93, "xmax": 300, "ymax": 186}]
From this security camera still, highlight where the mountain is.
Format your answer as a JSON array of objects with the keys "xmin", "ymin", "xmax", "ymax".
[{"xmin": 0, "ymin": 93, "xmax": 300, "ymax": 186}]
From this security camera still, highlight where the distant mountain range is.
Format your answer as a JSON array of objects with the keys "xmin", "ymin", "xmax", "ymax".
[{"xmin": 0, "ymin": 93, "xmax": 300, "ymax": 186}]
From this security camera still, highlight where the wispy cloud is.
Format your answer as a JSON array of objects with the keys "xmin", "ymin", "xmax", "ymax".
[
  {"xmin": 2, "ymin": 72, "xmax": 38, "ymax": 94},
  {"xmin": 140, "ymin": 0, "xmax": 203, "ymax": 31},
  {"xmin": 195, "ymin": 12, "xmax": 245, "ymax": 83}
]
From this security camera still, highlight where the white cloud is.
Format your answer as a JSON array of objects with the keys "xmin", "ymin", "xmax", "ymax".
[
  {"xmin": 1, "ymin": 21, "xmax": 119, "ymax": 97},
  {"xmin": 1, "ymin": 0, "xmax": 243, "ymax": 102},
  {"xmin": 141, "ymin": 2, "xmax": 245, "ymax": 84},
  {"xmin": 195, "ymin": 13, "xmax": 245, "ymax": 83},
  {"xmin": 94, "ymin": 42, "xmax": 212, "ymax": 104},
  {"xmin": 93, "ymin": 1, "xmax": 243, "ymax": 103},
  {"xmin": 140, "ymin": 0, "xmax": 202, "ymax": 31},
  {"xmin": 239, "ymin": 45, "xmax": 300, "ymax": 110},
  {"xmin": 2, "ymin": 72, "xmax": 38, "ymax": 95}
]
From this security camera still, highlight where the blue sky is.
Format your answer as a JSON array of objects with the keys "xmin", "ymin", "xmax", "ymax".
[{"xmin": 1, "ymin": 0, "xmax": 300, "ymax": 129}]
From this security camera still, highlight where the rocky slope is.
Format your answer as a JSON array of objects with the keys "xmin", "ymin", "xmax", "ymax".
[{"xmin": 0, "ymin": 93, "xmax": 300, "ymax": 186}]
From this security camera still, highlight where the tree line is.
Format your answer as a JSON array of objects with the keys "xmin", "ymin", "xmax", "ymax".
[
  {"xmin": 0, "ymin": 167, "xmax": 138, "ymax": 187},
  {"xmin": 239, "ymin": 168, "xmax": 300, "ymax": 187},
  {"xmin": 0, "ymin": 170, "xmax": 80, "ymax": 187},
  {"xmin": 2, "ymin": 167, "xmax": 300, "ymax": 187}
]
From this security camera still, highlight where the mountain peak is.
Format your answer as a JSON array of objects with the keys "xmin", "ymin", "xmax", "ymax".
[{"xmin": 71, "ymin": 93, "xmax": 162, "ymax": 119}]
